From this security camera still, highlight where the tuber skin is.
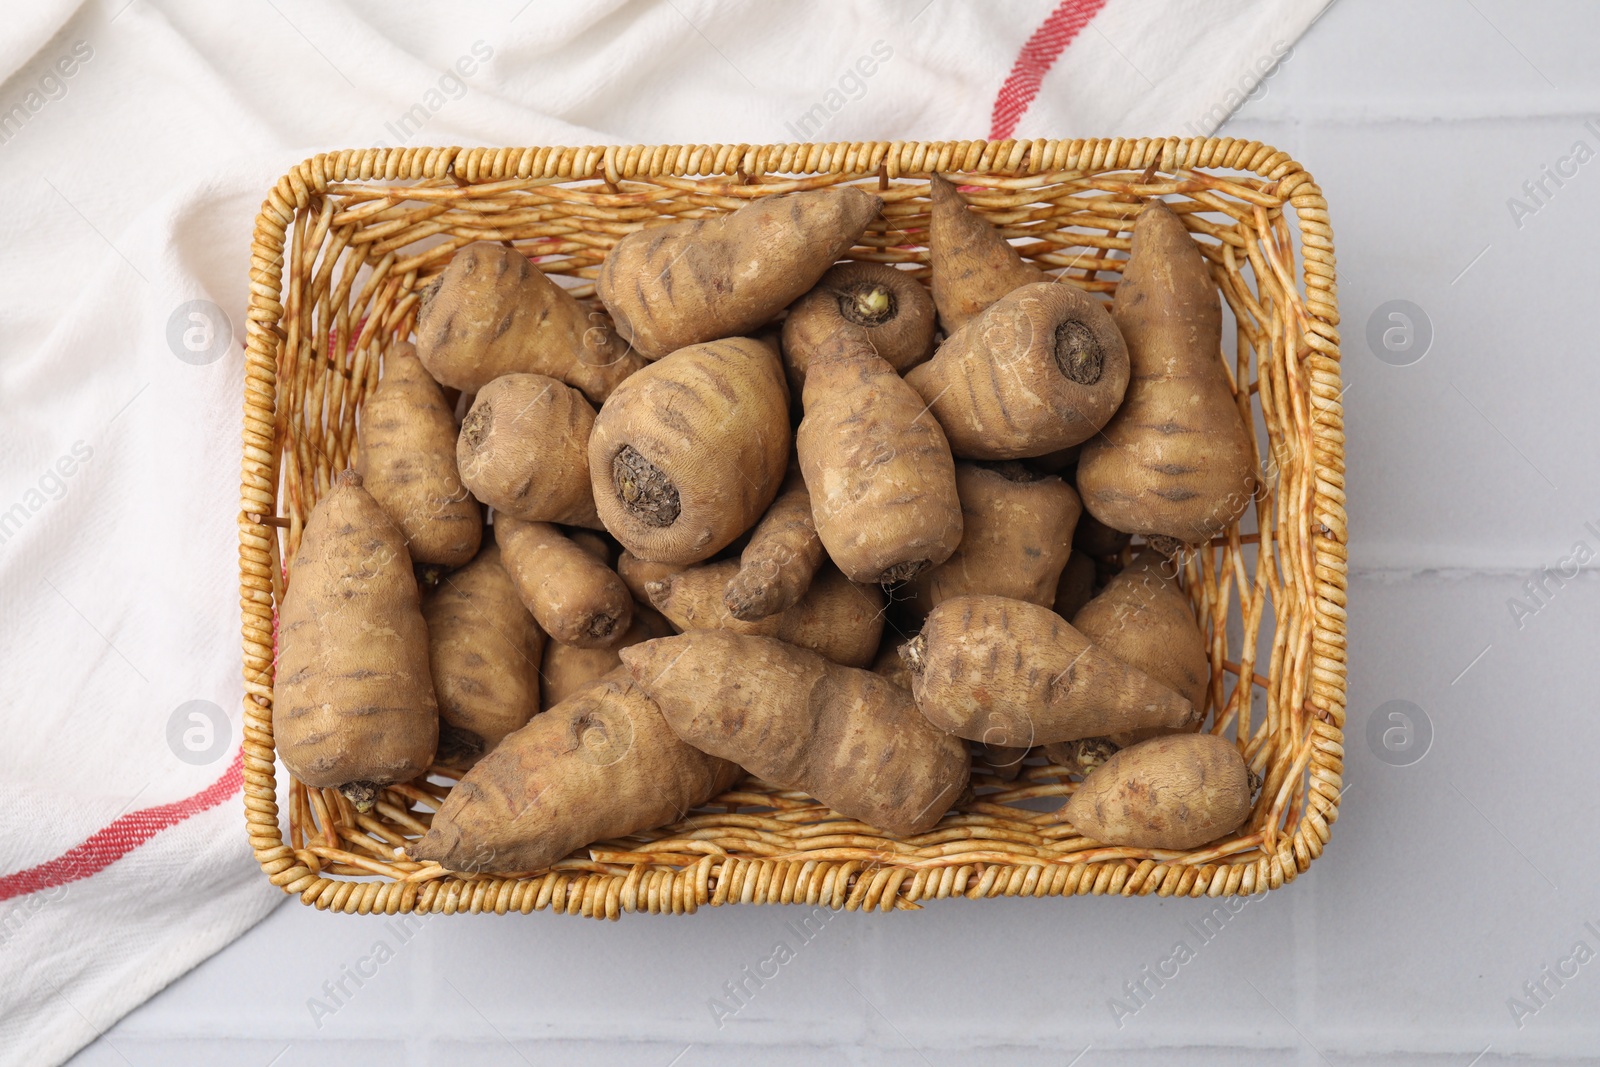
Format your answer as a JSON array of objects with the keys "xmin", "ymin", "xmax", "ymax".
[
  {"xmin": 901, "ymin": 594, "xmax": 1197, "ymax": 747},
  {"xmin": 273, "ymin": 470, "xmax": 438, "ymax": 809},
  {"xmin": 1063, "ymin": 733, "xmax": 1254, "ymax": 850},
  {"xmin": 588, "ymin": 337, "xmax": 791, "ymax": 565},
  {"xmin": 409, "ymin": 670, "xmax": 741, "ymax": 873},
  {"xmin": 1051, "ymin": 550, "xmax": 1098, "ymax": 621},
  {"xmin": 622, "ymin": 631, "xmax": 970, "ymax": 836},
  {"xmin": 540, "ymin": 604, "xmax": 675, "ymax": 709},
  {"xmin": 975, "ymin": 742, "xmax": 1030, "ymax": 782},
  {"xmin": 1070, "ymin": 547, "xmax": 1209, "ymax": 748},
  {"xmin": 424, "ymin": 540, "xmax": 545, "ymax": 770},
  {"xmin": 616, "ymin": 551, "xmax": 684, "ymax": 605},
  {"xmin": 597, "ymin": 186, "xmax": 882, "ymax": 359},
  {"xmin": 456, "ymin": 373, "xmax": 600, "ymax": 528},
  {"xmin": 907, "ymin": 281, "xmax": 1130, "ymax": 460},
  {"xmin": 355, "ymin": 340, "xmax": 482, "ymax": 567},
  {"xmin": 1073, "ymin": 509, "xmax": 1132, "ymax": 558},
  {"xmin": 871, "ymin": 641, "xmax": 914, "ymax": 691},
  {"xmin": 1076, "ymin": 200, "xmax": 1257, "ymax": 546},
  {"xmin": 900, "ymin": 461, "xmax": 1081, "ymax": 619},
  {"xmin": 415, "ymin": 242, "xmax": 644, "ymax": 403},
  {"xmin": 797, "ymin": 334, "xmax": 963, "ymax": 584},
  {"xmin": 496, "ymin": 517, "xmax": 634, "ymax": 649},
  {"xmin": 723, "ymin": 468, "xmax": 826, "ymax": 621},
  {"xmin": 781, "ymin": 261, "xmax": 937, "ymax": 392},
  {"xmin": 928, "ymin": 173, "xmax": 1047, "ymax": 332},
  {"xmin": 567, "ymin": 528, "xmax": 617, "ymax": 566},
  {"xmin": 647, "ymin": 559, "xmax": 884, "ymax": 668}
]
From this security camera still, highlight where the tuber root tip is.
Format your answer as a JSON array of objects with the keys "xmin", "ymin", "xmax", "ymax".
[
  {"xmin": 338, "ymin": 779, "xmax": 382, "ymax": 813},
  {"xmin": 899, "ymin": 634, "xmax": 927, "ymax": 675},
  {"xmin": 878, "ymin": 558, "xmax": 929, "ymax": 584}
]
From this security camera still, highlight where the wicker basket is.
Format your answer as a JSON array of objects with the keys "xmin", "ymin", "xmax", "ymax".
[{"xmin": 239, "ymin": 138, "xmax": 1347, "ymax": 917}]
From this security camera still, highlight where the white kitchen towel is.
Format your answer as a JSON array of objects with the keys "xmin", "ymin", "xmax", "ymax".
[{"xmin": 0, "ymin": 0, "xmax": 1327, "ymax": 1063}]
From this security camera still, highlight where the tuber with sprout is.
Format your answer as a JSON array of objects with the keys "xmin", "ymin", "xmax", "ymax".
[{"xmin": 781, "ymin": 261, "xmax": 937, "ymax": 391}]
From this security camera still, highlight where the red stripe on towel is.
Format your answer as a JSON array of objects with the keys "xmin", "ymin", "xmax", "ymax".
[
  {"xmin": 0, "ymin": 749, "xmax": 244, "ymax": 901},
  {"xmin": 990, "ymin": 0, "xmax": 1108, "ymax": 140}
]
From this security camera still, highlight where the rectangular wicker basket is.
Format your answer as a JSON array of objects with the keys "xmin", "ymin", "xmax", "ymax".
[{"xmin": 238, "ymin": 138, "xmax": 1347, "ymax": 917}]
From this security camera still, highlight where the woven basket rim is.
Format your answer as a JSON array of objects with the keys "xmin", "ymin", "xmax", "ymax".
[{"xmin": 238, "ymin": 137, "xmax": 1347, "ymax": 917}]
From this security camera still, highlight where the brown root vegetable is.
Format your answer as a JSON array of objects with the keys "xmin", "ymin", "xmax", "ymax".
[
  {"xmin": 901, "ymin": 462, "xmax": 1080, "ymax": 619},
  {"xmin": 621, "ymin": 631, "xmax": 970, "ymax": 836},
  {"xmin": 415, "ymin": 242, "xmax": 644, "ymax": 404},
  {"xmin": 1076, "ymin": 200, "xmax": 1257, "ymax": 546},
  {"xmin": 616, "ymin": 551, "xmax": 684, "ymax": 604},
  {"xmin": 409, "ymin": 670, "xmax": 741, "ymax": 873},
  {"xmin": 456, "ymin": 373, "xmax": 599, "ymax": 528},
  {"xmin": 647, "ymin": 559, "xmax": 883, "ymax": 667},
  {"xmin": 781, "ymin": 262, "xmax": 936, "ymax": 391},
  {"xmin": 497, "ymin": 517, "xmax": 633, "ymax": 648},
  {"xmin": 355, "ymin": 341, "xmax": 482, "ymax": 567},
  {"xmin": 567, "ymin": 528, "xmax": 616, "ymax": 565},
  {"xmin": 596, "ymin": 186, "xmax": 882, "ymax": 359},
  {"xmin": 540, "ymin": 604, "xmax": 675, "ymax": 709},
  {"xmin": 588, "ymin": 337, "xmax": 790, "ymax": 564},
  {"xmin": 1027, "ymin": 444, "xmax": 1081, "ymax": 475},
  {"xmin": 907, "ymin": 281, "xmax": 1130, "ymax": 460},
  {"xmin": 928, "ymin": 173, "xmax": 1047, "ymax": 332},
  {"xmin": 1051, "ymin": 550, "xmax": 1098, "ymax": 621},
  {"xmin": 871, "ymin": 641, "xmax": 914, "ymax": 690},
  {"xmin": 1072, "ymin": 547, "xmax": 1209, "ymax": 747},
  {"xmin": 1063, "ymin": 733, "xmax": 1254, "ymax": 850},
  {"xmin": 901, "ymin": 595, "xmax": 1197, "ymax": 747},
  {"xmin": 273, "ymin": 470, "xmax": 438, "ymax": 809},
  {"xmin": 722, "ymin": 469, "xmax": 825, "ymax": 621},
  {"xmin": 975, "ymin": 742, "xmax": 1029, "ymax": 781},
  {"xmin": 797, "ymin": 336, "xmax": 963, "ymax": 584},
  {"xmin": 1073, "ymin": 509, "xmax": 1132, "ymax": 558},
  {"xmin": 424, "ymin": 541, "xmax": 545, "ymax": 770}
]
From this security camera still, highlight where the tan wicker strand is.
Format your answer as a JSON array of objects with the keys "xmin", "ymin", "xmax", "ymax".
[{"xmin": 239, "ymin": 139, "xmax": 1345, "ymax": 916}]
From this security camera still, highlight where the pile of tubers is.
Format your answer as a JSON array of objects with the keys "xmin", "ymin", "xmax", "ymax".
[{"xmin": 272, "ymin": 176, "xmax": 1264, "ymax": 876}]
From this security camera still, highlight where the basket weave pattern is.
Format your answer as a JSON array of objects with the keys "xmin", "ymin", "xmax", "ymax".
[{"xmin": 239, "ymin": 138, "xmax": 1346, "ymax": 917}]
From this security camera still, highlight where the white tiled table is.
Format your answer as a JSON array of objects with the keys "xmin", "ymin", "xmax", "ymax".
[{"xmin": 71, "ymin": 1, "xmax": 1600, "ymax": 1062}]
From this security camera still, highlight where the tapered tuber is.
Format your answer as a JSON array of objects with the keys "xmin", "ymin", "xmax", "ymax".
[{"xmin": 273, "ymin": 470, "xmax": 438, "ymax": 809}]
